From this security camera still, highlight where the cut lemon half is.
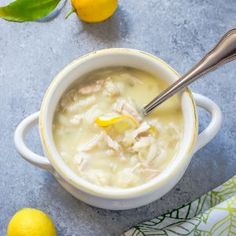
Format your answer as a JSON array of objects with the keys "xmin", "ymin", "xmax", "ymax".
[{"xmin": 95, "ymin": 114, "xmax": 139, "ymax": 132}]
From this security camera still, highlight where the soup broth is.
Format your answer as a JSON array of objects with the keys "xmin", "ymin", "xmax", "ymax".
[{"xmin": 53, "ymin": 67, "xmax": 183, "ymax": 188}]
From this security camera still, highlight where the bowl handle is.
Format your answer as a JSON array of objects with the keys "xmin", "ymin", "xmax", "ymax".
[
  {"xmin": 14, "ymin": 112, "xmax": 53, "ymax": 172},
  {"xmin": 192, "ymin": 93, "xmax": 222, "ymax": 153}
]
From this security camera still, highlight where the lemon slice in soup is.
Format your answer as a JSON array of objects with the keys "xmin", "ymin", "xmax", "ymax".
[{"xmin": 95, "ymin": 114, "xmax": 139, "ymax": 132}]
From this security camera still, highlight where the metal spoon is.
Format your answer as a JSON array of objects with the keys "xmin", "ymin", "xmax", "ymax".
[{"xmin": 143, "ymin": 28, "xmax": 236, "ymax": 116}]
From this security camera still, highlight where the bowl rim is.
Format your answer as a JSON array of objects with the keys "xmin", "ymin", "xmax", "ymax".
[{"xmin": 39, "ymin": 48, "xmax": 197, "ymax": 199}]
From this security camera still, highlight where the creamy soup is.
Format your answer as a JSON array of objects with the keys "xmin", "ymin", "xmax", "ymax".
[{"xmin": 53, "ymin": 67, "xmax": 183, "ymax": 188}]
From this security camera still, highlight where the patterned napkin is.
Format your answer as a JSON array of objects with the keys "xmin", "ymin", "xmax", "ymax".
[{"xmin": 123, "ymin": 176, "xmax": 236, "ymax": 235}]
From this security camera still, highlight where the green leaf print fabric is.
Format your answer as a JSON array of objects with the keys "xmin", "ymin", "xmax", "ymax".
[{"xmin": 123, "ymin": 176, "xmax": 236, "ymax": 236}]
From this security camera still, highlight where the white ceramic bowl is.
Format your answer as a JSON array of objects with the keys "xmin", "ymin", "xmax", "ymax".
[{"xmin": 14, "ymin": 49, "xmax": 222, "ymax": 210}]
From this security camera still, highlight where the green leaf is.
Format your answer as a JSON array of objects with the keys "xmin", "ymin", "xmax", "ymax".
[{"xmin": 0, "ymin": 0, "xmax": 61, "ymax": 22}]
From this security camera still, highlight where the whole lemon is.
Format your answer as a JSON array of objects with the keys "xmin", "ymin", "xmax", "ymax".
[
  {"xmin": 71, "ymin": 0, "xmax": 118, "ymax": 23},
  {"xmin": 7, "ymin": 208, "xmax": 57, "ymax": 236}
]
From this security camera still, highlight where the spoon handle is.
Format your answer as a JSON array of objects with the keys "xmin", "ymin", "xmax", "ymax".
[{"xmin": 143, "ymin": 28, "xmax": 236, "ymax": 115}]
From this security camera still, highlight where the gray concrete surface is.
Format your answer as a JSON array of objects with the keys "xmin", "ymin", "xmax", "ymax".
[{"xmin": 0, "ymin": 0, "xmax": 236, "ymax": 235}]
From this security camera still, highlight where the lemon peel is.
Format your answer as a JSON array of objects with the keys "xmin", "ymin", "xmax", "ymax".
[{"xmin": 95, "ymin": 114, "xmax": 139, "ymax": 128}]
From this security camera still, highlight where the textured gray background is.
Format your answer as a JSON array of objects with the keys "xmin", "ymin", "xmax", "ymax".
[{"xmin": 0, "ymin": 0, "xmax": 236, "ymax": 235}]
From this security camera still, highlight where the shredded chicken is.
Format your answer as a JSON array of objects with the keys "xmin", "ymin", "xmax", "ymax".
[
  {"xmin": 85, "ymin": 169, "xmax": 111, "ymax": 186},
  {"xmin": 77, "ymin": 134, "xmax": 103, "ymax": 152},
  {"xmin": 112, "ymin": 98, "xmax": 142, "ymax": 122},
  {"xmin": 115, "ymin": 168, "xmax": 139, "ymax": 188},
  {"xmin": 104, "ymin": 134, "xmax": 120, "ymax": 151},
  {"xmin": 132, "ymin": 136, "xmax": 153, "ymax": 152},
  {"xmin": 84, "ymin": 105, "xmax": 102, "ymax": 123},
  {"xmin": 109, "ymin": 162, "xmax": 117, "ymax": 172},
  {"xmin": 146, "ymin": 142, "xmax": 159, "ymax": 163},
  {"xmin": 139, "ymin": 168, "xmax": 160, "ymax": 179},
  {"xmin": 106, "ymin": 149, "xmax": 115, "ymax": 156},
  {"xmin": 166, "ymin": 122, "xmax": 181, "ymax": 139},
  {"xmin": 133, "ymin": 122, "xmax": 151, "ymax": 137},
  {"xmin": 129, "ymin": 155, "xmax": 139, "ymax": 166},
  {"xmin": 69, "ymin": 114, "xmax": 83, "ymax": 125},
  {"xmin": 79, "ymin": 80, "xmax": 105, "ymax": 95},
  {"xmin": 122, "ymin": 122, "xmax": 151, "ymax": 146},
  {"xmin": 120, "ymin": 73, "xmax": 143, "ymax": 86},
  {"xmin": 73, "ymin": 152, "xmax": 89, "ymax": 171},
  {"xmin": 57, "ymin": 113, "xmax": 83, "ymax": 128},
  {"xmin": 66, "ymin": 96, "xmax": 96, "ymax": 113},
  {"xmin": 103, "ymin": 79, "xmax": 120, "ymax": 97}
]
